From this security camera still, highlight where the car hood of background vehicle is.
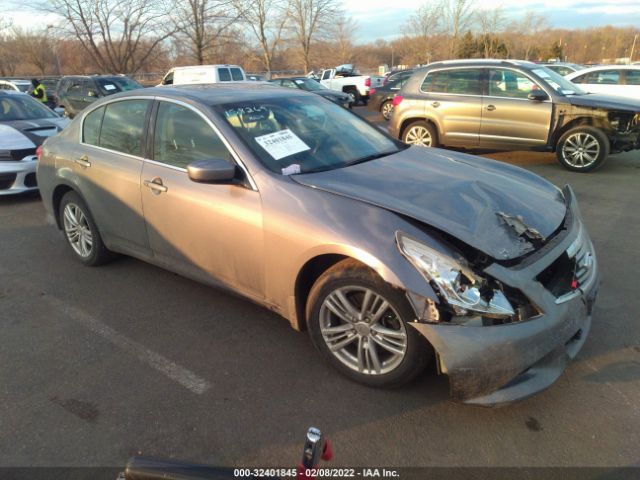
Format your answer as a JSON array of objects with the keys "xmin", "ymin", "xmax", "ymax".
[
  {"xmin": 315, "ymin": 90, "xmax": 348, "ymax": 100},
  {"xmin": 566, "ymin": 93, "xmax": 640, "ymax": 111},
  {"xmin": 0, "ymin": 117, "xmax": 70, "ymax": 149},
  {"xmin": 293, "ymin": 147, "xmax": 567, "ymax": 260}
]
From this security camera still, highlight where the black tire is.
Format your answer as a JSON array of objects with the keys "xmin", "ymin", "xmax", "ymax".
[
  {"xmin": 380, "ymin": 100, "xmax": 393, "ymax": 121},
  {"xmin": 59, "ymin": 191, "xmax": 115, "ymax": 266},
  {"xmin": 402, "ymin": 120, "xmax": 439, "ymax": 148},
  {"xmin": 353, "ymin": 90, "xmax": 362, "ymax": 106},
  {"xmin": 306, "ymin": 259, "xmax": 431, "ymax": 388},
  {"xmin": 555, "ymin": 126, "xmax": 609, "ymax": 172}
]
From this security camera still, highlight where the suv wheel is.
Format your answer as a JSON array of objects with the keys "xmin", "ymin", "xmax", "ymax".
[
  {"xmin": 307, "ymin": 259, "xmax": 431, "ymax": 388},
  {"xmin": 556, "ymin": 126, "xmax": 609, "ymax": 172},
  {"xmin": 403, "ymin": 120, "xmax": 438, "ymax": 147},
  {"xmin": 59, "ymin": 191, "xmax": 115, "ymax": 266}
]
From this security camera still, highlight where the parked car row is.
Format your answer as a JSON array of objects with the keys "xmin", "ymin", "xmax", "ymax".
[{"xmin": 378, "ymin": 59, "xmax": 640, "ymax": 172}]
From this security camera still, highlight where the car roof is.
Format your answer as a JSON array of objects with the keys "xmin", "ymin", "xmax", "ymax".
[
  {"xmin": 565, "ymin": 64, "xmax": 640, "ymax": 79},
  {"xmin": 421, "ymin": 59, "xmax": 539, "ymax": 69},
  {"xmin": 95, "ymin": 83, "xmax": 312, "ymax": 104},
  {"xmin": 0, "ymin": 79, "xmax": 31, "ymax": 84}
]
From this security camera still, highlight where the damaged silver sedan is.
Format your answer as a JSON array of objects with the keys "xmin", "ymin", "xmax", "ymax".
[{"xmin": 37, "ymin": 85, "xmax": 599, "ymax": 405}]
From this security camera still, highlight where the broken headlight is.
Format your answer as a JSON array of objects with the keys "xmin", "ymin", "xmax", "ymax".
[{"xmin": 396, "ymin": 233, "xmax": 515, "ymax": 319}]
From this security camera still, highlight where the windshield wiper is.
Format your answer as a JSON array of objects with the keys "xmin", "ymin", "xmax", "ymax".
[{"xmin": 301, "ymin": 150, "xmax": 401, "ymax": 174}]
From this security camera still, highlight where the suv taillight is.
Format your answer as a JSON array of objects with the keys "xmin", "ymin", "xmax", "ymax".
[
  {"xmin": 365, "ymin": 77, "xmax": 371, "ymax": 87},
  {"xmin": 392, "ymin": 95, "xmax": 403, "ymax": 107},
  {"xmin": 36, "ymin": 145, "xmax": 43, "ymax": 161}
]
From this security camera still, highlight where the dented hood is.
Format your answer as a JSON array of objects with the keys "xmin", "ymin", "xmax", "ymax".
[{"xmin": 293, "ymin": 147, "xmax": 567, "ymax": 260}]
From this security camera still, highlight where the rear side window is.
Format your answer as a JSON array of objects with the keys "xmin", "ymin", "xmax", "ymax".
[
  {"xmin": 82, "ymin": 107, "xmax": 105, "ymax": 145},
  {"xmin": 586, "ymin": 70, "xmax": 620, "ymax": 85},
  {"xmin": 422, "ymin": 69, "xmax": 482, "ymax": 95},
  {"xmin": 153, "ymin": 101, "xmax": 233, "ymax": 169},
  {"xmin": 570, "ymin": 73, "xmax": 588, "ymax": 84},
  {"xmin": 625, "ymin": 70, "xmax": 640, "ymax": 85},
  {"xmin": 218, "ymin": 68, "xmax": 232, "ymax": 82},
  {"xmin": 99, "ymin": 100, "xmax": 151, "ymax": 156},
  {"xmin": 230, "ymin": 68, "xmax": 244, "ymax": 81},
  {"xmin": 488, "ymin": 69, "xmax": 537, "ymax": 99}
]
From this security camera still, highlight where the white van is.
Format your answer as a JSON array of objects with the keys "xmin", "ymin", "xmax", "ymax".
[{"xmin": 160, "ymin": 65, "xmax": 247, "ymax": 86}]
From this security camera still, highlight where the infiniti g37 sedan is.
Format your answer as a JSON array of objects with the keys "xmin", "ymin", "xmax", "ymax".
[{"xmin": 38, "ymin": 84, "xmax": 599, "ymax": 405}]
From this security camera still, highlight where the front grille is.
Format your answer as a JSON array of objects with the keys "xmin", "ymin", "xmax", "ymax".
[
  {"xmin": 0, "ymin": 148, "xmax": 37, "ymax": 162},
  {"xmin": 537, "ymin": 224, "xmax": 595, "ymax": 302},
  {"xmin": 0, "ymin": 173, "xmax": 17, "ymax": 190},
  {"xmin": 24, "ymin": 172, "xmax": 37, "ymax": 188}
]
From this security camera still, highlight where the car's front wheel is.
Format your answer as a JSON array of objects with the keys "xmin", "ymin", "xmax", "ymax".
[
  {"xmin": 555, "ymin": 126, "xmax": 609, "ymax": 172},
  {"xmin": 307, "ymin": 259, "xmax": 431, "ymax": 388},
  {"xmin": 59, "ymin": 191, "xmax": 115, "ymax": 266},
  {"xmin": 403, "ymin": 120, "xmax": 438, "ymax": 147}
]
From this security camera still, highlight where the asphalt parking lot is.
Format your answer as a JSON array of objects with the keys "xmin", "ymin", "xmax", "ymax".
[{"xmin": 1, "ymin": 106, "xmax": 639, "ymax": 476}]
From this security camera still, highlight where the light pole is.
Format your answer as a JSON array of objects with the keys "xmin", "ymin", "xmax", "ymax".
[
  {"xmin": 391, "ymin": 46, "xmax": 394, "ymax": 71},
  {"xmin": 630, "ymin": 33, "xmax": 638, "ymax": 64},
  {"xmin": 46, "ymin": 25, "xmax": 62, "ymax": 76}
]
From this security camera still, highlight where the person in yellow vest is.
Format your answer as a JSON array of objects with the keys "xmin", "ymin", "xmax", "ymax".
[{"xmin": 30, "ymin": 79, "xmax": 48, "ymax": 104}]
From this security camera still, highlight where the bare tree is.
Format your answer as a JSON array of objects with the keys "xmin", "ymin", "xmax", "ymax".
[
  {"xmin": 332, "ymin": 13, "xmax": 357, "ymax": 65},
  {"xmin": 235, "ymin": 0, "xmax": 288, "ymax": 75},
  {"xmin": 288, "ymin": 0, "xmax": 339, "ymax": 72},
  {"xmin": 12, "ymin": 28, "xmax": 54, "ymax": 75},
  {"xmin": 509, "ymin": 11, "xmax": 548, "ymax": 60},
  {"xmin": 47, "ymin": 0, "xmax": 175, "ymax": 73},
  {"xmin": 441, "ymin": 0, "xmax": 475, "ymax": 58},
  {"xmin": 404, "ymin": 1, "xmax": 441, "ymax": 64},
  {"xmin": 477, "ymin": 7, "xmax": 504, "ymax": 58},
  {"xmin": 172, "ymin": 0, "xmax": 239, "ymax": 65},
  {"xmin": 0, "ymin": 17, "xmax": 19, "ymax": 76}
]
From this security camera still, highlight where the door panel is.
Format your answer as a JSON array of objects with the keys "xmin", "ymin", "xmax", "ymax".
[
  {"xmin": 421, "ymin": 68, "xmax": 483, "ymax": 147},
  {"xmin": 140, "ymin": 163, "xmax": 265, "ymax": 298},
  {"xmin": 480, "ymin": 69, "xmax": 552, "ymax": 148}
]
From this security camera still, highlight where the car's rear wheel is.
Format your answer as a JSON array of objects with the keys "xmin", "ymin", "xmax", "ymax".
[
  {"xmin": 380, "ymin": 100, "xmax": 393, "ymax": 120},
  {"xmin": 556, "ymin": 126, "xmax": 609, "ymax": 172},
  {"xmin": 403, "ymin": 120, "xmax": 438, "ymax": 147},
  {"xmin": 59, "ymin": 191, "xmax": 115, "ymax": 266},
  {"xmin": 307, "ymin": 259, "xmax": 431, "ymax": 388}
]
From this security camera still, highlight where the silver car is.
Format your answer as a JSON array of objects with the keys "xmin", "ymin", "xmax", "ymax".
[{"xmin": 37, "ymin": 84, "xmax": 599, "ymax": 405}]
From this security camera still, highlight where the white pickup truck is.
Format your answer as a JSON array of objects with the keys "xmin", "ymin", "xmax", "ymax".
[{"xmin": 316, "ymin": 65, "xmax": 384, "ymax": 106}]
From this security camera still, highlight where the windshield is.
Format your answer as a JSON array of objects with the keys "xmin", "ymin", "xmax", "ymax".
[
  {"xmin": 215, "ymin": 96, "xmax": 405, "ymax": 175},
  {"xmin": 95, "ymin": 77, "xmax": 143, "ymax": 95},
  {"xmin": 0, "ymin": 94, "xmax": 57, "ymax": 121},
  {"xmin": 532, "ymin": 67, "xmax": 585, "ymax": 95},
  {"xmin": 293, "ymin": 78, "xmax": 326, "ymax": 91}
]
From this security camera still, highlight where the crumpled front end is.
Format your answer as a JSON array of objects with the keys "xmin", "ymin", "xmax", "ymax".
[{"xmin": 408, "ymin": 185, "xmax": 599, "ymax": 405}]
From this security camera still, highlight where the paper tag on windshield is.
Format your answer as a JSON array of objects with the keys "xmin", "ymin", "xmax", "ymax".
[
  {"xmin": 255, "ymin": 129, "xmax": 310, "ymax": 160},
  {"xmin": 103, "ymin": 84, "xmax": 116, "ymax": 90},
  {"xmin": 281, "ymin": 164, "xmax": 301, "ymax": 175},
  {"xmin": 295, "ymin": 80, "xmax": 304, "ymax": 84}
]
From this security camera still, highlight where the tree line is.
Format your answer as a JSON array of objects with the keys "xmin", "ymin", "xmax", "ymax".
[{"xmin": 0, "ymin": 0, "xmax": 638, "ymax": 78}]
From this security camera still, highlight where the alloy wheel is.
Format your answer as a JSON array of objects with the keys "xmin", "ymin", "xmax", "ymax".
[
  {"xmin": 561, "ymin": 132, "xmax": 600, "ymax": 168},
  {"xmin": 63, "ymin": 203, "xmax": 93, "ymax": 258},
  {"xmin": 405, "ymin": 125, "xmax": 432, "ymax": 147},
  {"xmin": 319, "ymin": 286, "xmax": 408, "ymax": 375},
  {"xmin": 381, "ymin": 102, "xmax": 393, "ymax": 120}
]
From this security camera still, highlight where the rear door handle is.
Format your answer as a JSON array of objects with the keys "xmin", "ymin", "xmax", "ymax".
[
  {"xmin": 144, "ymin": 178, "xmax": 168, "ymax": 194},
  {"xmin": 74, "ymin": 155, "xmax": 91, "ymax": 168},
  {"xmin": 431, "ymin": 101, "xmax": 440, "ymax": 108},
  {"xmin": 485, "ymin": 104, "xmax": 496, "ymax": 111}
]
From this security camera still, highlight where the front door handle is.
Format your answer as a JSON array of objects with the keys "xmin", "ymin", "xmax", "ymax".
[
  {"xmin": 485, "ymin": 104, "xmax": 496, "ymax": 111},
  {"xmin": 74, "ymin": 155, "xmax": 91, "ymax": 168},
  {"xmin": 431, "ymin": 101, "xmax": 440, "ymax": 108},
  {"xmin": 144, "ymin": 178, "xmax": 168, "ymax": 194}
]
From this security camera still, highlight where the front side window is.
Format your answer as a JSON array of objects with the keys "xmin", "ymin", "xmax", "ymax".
[
  {"xmin": 215, "ymin": 95, "xmax": 405, "ymax": 175},
  {"xmin": 422, "ymin": 69, "xmax": 482, "ymax": 95},
  {"xmin": 625, "ymin": 70, "xmax": 640, "ymax": 85},
  {"xmin": 99, "ymin": 100, "xmax": 151, "ymax": 156},
  {"xmin": 488, "ymin": 69, "xmax": 538, "ymax": 99},
  {"xmin": 83, "ymin": 107, "xmax": 105, "ymax": 145},
  {"xmin": 153, "ymin": 102, "xmax": 233, "ymax": 169},
  {"xmin": 230, "ymin": 68, "xmax": 244, "ymax": 81},
  {"xmin": 587, "ymin": 70, "xmax": 620, "ymax": 85},
  {"xmin": 322, "ymin": 70, "xmax": 332, "ymax": 80},
  {"xmin": 163, "ymin": 72, "xmax": 174, "ymax": 85},
  {"xmin": 218, "ymin": 68, "xmax": 232, "ymax": 82}
]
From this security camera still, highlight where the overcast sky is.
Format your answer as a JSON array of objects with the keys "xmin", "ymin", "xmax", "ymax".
[{"xmin": 4, "ymin": 0, "xmax": 640, "ymax": 43}]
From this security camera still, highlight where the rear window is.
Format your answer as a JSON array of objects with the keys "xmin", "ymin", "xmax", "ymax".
[
  {"xmin": 586, "ymin": 70, "xmax": 620, "ymax": 85},
  {"xmin": 625, "ymin": 70, "xmax": 640, "ymax": 85},
  {"xmin": 218, "ymin": 68, "xmax": 232, "ymax": 82},
  {"xmin": 98, "ymin": 100, "xmax": 151, "ymax": 156},
  {"xmin": 230, "ymin": 68, "xmax": 244, "ymax": 81},
  {"xmin": 422, "ymin": 69, "xmax": 482, "ymax": 95}
]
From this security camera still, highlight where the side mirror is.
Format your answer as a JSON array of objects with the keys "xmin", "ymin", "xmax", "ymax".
[
  {"xmin": 187, "ymin": 158, "xmax": 236, "ymax": 183},
  {"xmin": 528, "ymin": 90, "xmax": 548, "ymax": 101}
]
